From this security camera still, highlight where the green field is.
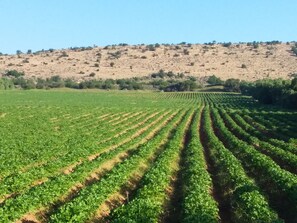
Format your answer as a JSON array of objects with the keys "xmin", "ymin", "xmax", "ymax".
[{"xmin": 0, "ymin": 90, "xmax": 296, "ymax": 223}]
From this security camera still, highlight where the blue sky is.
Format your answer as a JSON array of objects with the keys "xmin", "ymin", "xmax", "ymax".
[{"xmin": 1, "ymin": 0, "xmax": 296, "ymax": 54}]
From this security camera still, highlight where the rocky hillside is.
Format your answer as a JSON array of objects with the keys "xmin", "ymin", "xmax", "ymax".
[{"xmin": 0, "ymin": 42, "xmax": 296, "ymax": 81}]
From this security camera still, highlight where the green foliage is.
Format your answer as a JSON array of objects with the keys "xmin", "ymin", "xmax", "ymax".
[
  {"xmin": 222, "ymin": 42, "xmax": 232, "ymax": 47},
  {"xmin": 240, "ymin": 78, "xmax": 297, "ymax": 108},
  {"xmin": 108, "ymin": 51, "xmax": 121, "ymax": 59},
  {"xmin": 212, "ymin": 108, "xmax": 296, "ymax": 222},
  {"xmin": 147, "ymin": 44, "xmax": 156, "ymax": 51},
  {"xmin": 0, "ymin": 92, "xmax": 295, "ymax": 222},
  {"xmin": 164, "ymin": 80, "xmax": 198, "ymax": 92},
  {"xmin": 291, "ymin": 78, "xmax": 297, "ymax": 91},
  {"xmin": 181, "ymin": 109, "xmax": 219, "ymax": 222},
  {"xmin": 116, "ymin": 79, "xmax": 143, "ymax": 90},
  {"xmin": 0, "ymin": 78, "xmax": 14, "ymax": 90},
  {"xmin": 224, "ymin": 78, "xmax": 241, "ymax": 92},
  {"xmin": 292, "ymin": 45, "xmax": 297, "ymax": 56},
  {"xmin": 207, "ymin": 75, "xmax": 223, "ymax": 85},
  {"xmin": 110, "ymin": 110, "xmax": 192, "ymax": 223},
  {"xmin": 151, "ymin": 70, "xmax": 185, "ymax": 80},
  {"xmin": 5, "ymin": 70, "xmax": 24, "ymax": 78}
]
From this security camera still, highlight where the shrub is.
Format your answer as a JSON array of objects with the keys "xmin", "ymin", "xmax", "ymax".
[
  {"xmin": 46, "ymin": 75, "xmax": 65, "ymax": 88},
  {"xmin": 108, "ymin": 51, "xmax": 121, "ymax": 59},
  {"xmin": 292, "ymin": 46, "xmax": 297, "ymax": 56},
  {"xmin": 147, "ymin": 44, "xmax": 156, "ymax": 51},
  {"xmin": 5, "ymin": 70, "xmax": 24, "ymax": 78},
  {"xmin": 222, "ymin": 42, "xmax": 232, "ymax": 47},
  {"xmin": 164, "ymin": 80, "xmax": 197, "ymax": 92},
  {"xmin": 0, "ymin": 78, "xmax": 14, "ymax": 90},
  {"xmin": 61, "ymin": 51, "xmax": 69, "ymax": 57},
  {"xmin": 183, "ymin": 49, "xmax": 190, "ymax": 55}
]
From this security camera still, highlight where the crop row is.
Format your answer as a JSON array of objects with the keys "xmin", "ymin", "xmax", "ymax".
[
  {"xmin": 0, "ymin": 109, "xmax": 183, "ymax": 222},
  {"xmin": 211, "ymin": 108, "xmax": 297, "ymax": 222},
  {"xmin": 218, "ymin": 109, "xmax": 297, "ymax": 174},
  {"xmin": 49, "ymin": 109, "xmax": 190, "ymax": 222},
  {"xmin": 0, "ymin": 110, "xmax": 165, "ymax": 201},
  {"xmin": 202, "ymin": 107, "xmax": 280, "ymax": 223},
  {"xmin": 109, "ymin": 109, "xmax": 193, "ymax": 222}
]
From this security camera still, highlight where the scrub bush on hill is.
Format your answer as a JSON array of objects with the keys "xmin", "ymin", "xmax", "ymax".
[
  {"xmin": 4, "ymin": 70, "xmax": 24, "ymax": 78},
  {"xmin": 292, "ymin": 44, "xmax": 297, "ymax": 56}
]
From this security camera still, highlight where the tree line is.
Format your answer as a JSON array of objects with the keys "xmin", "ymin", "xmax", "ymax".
[
  {"xmin": 2, "ymin": 70, "xmax": 297, "ymax": 109},
  {"xmin": 207, "ymin": 74, "xmax": 297, "ymax": 109},
  {"xmin": 0, "ymin": 70, "xmax": 199, "ymax": 91},
  {"xmin": 240, "ymin": 78, "xmax": 297, "ymax": 109}
]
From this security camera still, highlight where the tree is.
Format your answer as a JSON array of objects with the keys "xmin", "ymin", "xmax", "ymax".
[
  {"xmin": 224, "ymin": 79, "xmax": 241, "ymax": 92},
  {"xmin": 164, "ymin": 80, "xmax": 197, "ymax": 92},
  {"xmin": 207, "ymin": 75, "xmax": 223, "ymax": 85},
  {"xmin": 147, "ymin": 44, "xmax": 156, "ymax": 51}
]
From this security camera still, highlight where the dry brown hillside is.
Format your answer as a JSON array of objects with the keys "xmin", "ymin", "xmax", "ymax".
[{"xmin": 0, "ymin": 43, "xmax": 296, "ymax": 81}]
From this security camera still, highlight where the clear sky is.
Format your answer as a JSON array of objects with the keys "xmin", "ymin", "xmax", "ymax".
[{"xmin": 1, "ymin": 0, "xmax": 296, "ymax": 54}]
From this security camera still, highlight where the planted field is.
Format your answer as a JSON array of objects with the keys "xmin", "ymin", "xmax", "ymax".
[{"xmin": 0, "ymin": 90, "xmax": 296, "ymax": 223}]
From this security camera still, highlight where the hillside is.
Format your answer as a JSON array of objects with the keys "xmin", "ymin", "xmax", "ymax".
[{"xmin": 0, "ymin": 42, "xmax": 297, "ymax": 81}]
